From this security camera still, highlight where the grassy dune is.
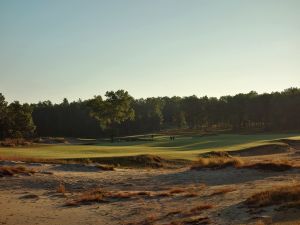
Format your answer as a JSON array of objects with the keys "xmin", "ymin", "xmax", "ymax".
[{"xmin": 0, "ymin": 134, "xmax": 300, "ymax": 161}]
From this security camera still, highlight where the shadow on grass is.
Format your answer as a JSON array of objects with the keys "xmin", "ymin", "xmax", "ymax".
[{"xmin": 96, "ymin": 134, "xmax": 298, "ymax": 152}]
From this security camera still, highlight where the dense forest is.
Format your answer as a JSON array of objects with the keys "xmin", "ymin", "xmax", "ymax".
[{"xmin": 0, "ymin": 87, "xmax": 300, "ymax": 139}]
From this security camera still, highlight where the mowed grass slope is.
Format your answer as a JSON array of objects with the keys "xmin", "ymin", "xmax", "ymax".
[{"xmin": 0, "ymin": 134, "xmax": 300, "ymax": 161}]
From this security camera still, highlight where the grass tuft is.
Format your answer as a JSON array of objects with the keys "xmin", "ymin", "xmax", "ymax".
[
  {"xmin": 66, "ymin": 188, "xmax": 105, "ymax": 206},
  {"xmin": 96, "ymin": 164, "xmax": 115, "ymax": 171},
  {"xmin": 66, "ymin": 185, "xmax": 205, "ymax": 206},
  {"xmin": 245, "ymin": 184, "xmax": 300, "ymax": 208},
  {"xmin": 190, "ymin": 157, "xmax": 244, "ymax": 170},
  {"xmin": 182, "ymin": 204, "xmax": 214, "ymax": 217},
  {"xmin": 243, "ymin": 161, "xmax": 294, "ymax": 171},
  {"xmin": 124, "ymin": 214, "xmax": 159, "ymax": 225},
  {"xmin": 56, "ymin": 183, "xmax": 66, "ymax": 194},
  {"xmin": 0, "ymin": 165, "xmax": 36, "ymax": 177},
  {"xmin": 209, "ymin": 187, "xmax": 237, "ymax": 196},
  {"xmin": 125, "ymin": 204, "xmax": 213, "ymax": 225},
  {"xmin": 169, "ymin": 188, "xmax": 187, "ymax": 194}
]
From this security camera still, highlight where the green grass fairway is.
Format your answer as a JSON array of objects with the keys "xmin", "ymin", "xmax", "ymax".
[{"xmin": 1, "ymin": 134, "xmax": 300, "ymax": 161}]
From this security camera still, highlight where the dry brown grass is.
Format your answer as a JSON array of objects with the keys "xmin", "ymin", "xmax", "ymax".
[
  {"xmin": 183, "ymin": 204, "xmax": 213, "ymax": 216},
  {"xmin": 190, "ymin": 157, "xmax": 244, "ymax": 170},
  {"xmin": 243, "ymin": 161, "xmax": 294, "ymax": 171},
  {"xmin": 125, "ymin": 204, "xmax": 213, "ymax": 225},
  {"xmin": 123, "ymin": 214, "xmax": 159, "ymax": 225},
  {"xmin": 169, "ymin": 188, "xmax": 186, "ymax": 194},
  {"xmin": 66, "ymin": 189, "xmax": 154, "ymax": 206},
  {"xmin": 201, "ymin": 151, "xmax": 231, "ymax": 158},
  {"xmin": 209, "ymin": 187, "xmax": 237, "ymax": 196},
  {"xmin": 56, "ymin": 183, "xmax": 66, "ymax": 194},
  {"xmin": 245, "ymin": 184, "xmax": 300, "ymax": 208},
  {"xmin": 168, "ymin": 216, "xmax": 211, "ymax": 225},
  {"xmin": 66, "ymin": 188, "xmax": 105, "ymax": 206},
  {"xmin": 165, "ymin": 204, "xmax": 213, "ymax": 218},
  {"xmin": 165, "ymin": 210, "xmax": 182, "ymax": 217},
  {"xmin": 66, "ymin": 185, "xmax": 205, "ymax": 206},
  {"xmin": 156, "ymin": 192, "xmax": 172, "ymax": 197},
  {"xmin": 96, "ymin": 164, "xmax": 115, "ymax": 171},
  {"xmin": 158, "ymin": 185, "xmax": 204, "ymax": 198},
  {"xmin": 190, "ymin": 156, "xmax": 296, "ymax": 172},
  {"xmin": 109, "ymin": 190, "xmax": 151, "ymax": 199},
  {"xmin": 182, "ymin": 192, "xmax": 198, "ymax": 198},
  {"xmin": 164, "ymin": 205, "xmax": 213, "ymax": 225},
  {"xmin": 0, "ymin": 165, "xmax": 36, "ymax": 177}
]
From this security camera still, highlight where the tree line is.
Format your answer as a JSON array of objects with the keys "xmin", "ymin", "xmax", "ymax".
[{"xmin": 1, "ymin": 87, "xmax": 300, "ymax": 139}]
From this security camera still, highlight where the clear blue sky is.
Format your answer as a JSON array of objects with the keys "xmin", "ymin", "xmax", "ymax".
[{"xmin": 0, "ymin": 0, "xmax": 299, "ymax": 103}]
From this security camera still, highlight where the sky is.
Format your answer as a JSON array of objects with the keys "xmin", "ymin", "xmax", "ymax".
[{"xmin": 0, "ymin": 0, "xmax": 299, "ymax": 103}]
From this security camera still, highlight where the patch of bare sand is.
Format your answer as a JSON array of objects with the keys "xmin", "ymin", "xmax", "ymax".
[{"xmin": 0, "ymin": 151, "xmax": 300, "ymax": 225}]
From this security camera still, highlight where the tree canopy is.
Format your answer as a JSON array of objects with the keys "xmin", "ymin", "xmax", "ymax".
[
  {"xmin": 0, "ymin": 95, "xmax": 35, "ymax": 139},
  {"xmin": 1, "ymin": 87, "xmax": 300, "ymax": 139},
  {"xmin": 87, "ymin": 90, "xmax": 135, "ymax": 141}
]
